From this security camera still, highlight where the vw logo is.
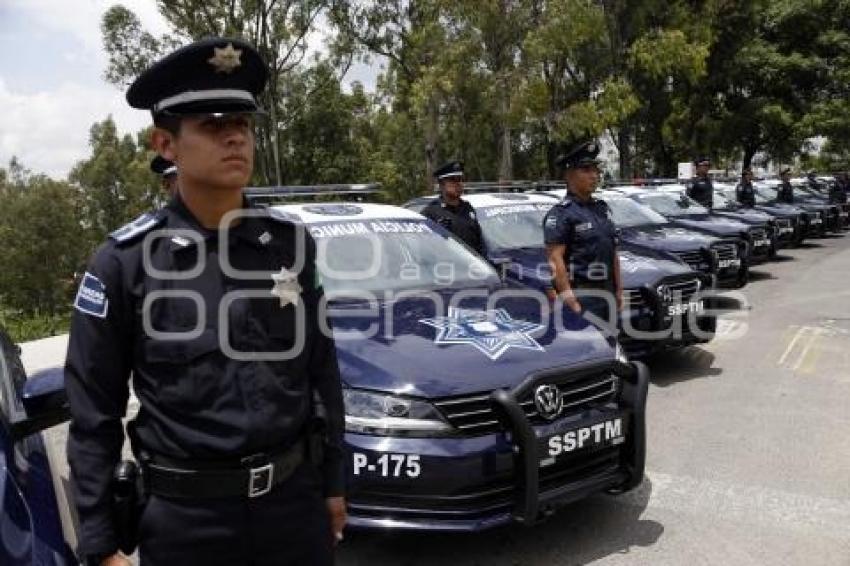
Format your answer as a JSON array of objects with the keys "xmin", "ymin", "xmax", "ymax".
[
  {"xmin": 656, "ymin": 284, "xmax": 674, "ymax": 303},
  {"xmin": 533, "ymin": 384, "xmax": 563, "ymax": 421}
]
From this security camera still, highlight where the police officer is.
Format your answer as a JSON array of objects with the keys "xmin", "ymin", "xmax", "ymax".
[
  {"xmin": 65, "ymin": 38, "xmax": 345, "ymax": 566},
  {"xmin": 736, "ymin": 167, "xmax": 757, "ymax": 207},
  {"xmin": 806, "ymin": 170, "xmax": 822, "ymax": 192},
  {"xmin": 543, "ymin": 141, "xmax": 622, "ymax": 332},
  {"xmin": 150, "ymin": 154, "xmax": 178, "ymax": 197},
  {"xmin": 420, "ymin": 160, "xmax": 486, "ymax": 255},
  {"xmin": 686, "ymin": 156, "xmax": 714, "ymax": 209},
  {"xmin": 828, "ymin": 174, "xmax": 847, "ymax": 204},
  {"xmin": 777, "ymin": 167, "xmax": 795, "ymax": 203}
]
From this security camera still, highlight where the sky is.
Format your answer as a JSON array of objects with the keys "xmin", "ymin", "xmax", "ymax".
[{"xmin": 0, "ymin": 0, "xmax": 378, "ymax": 179}]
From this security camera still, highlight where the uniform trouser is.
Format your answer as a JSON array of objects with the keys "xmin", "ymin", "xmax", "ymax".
[{"xmin": 138, "ymin": 462, "xmax": 333, "ymax": 566}]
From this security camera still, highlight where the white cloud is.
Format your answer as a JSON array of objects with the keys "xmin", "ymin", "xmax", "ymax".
[
  {"xmin": 0, "ymin": 77, "xmax": 150, "ymax": 178},
  {"xmin": 0, "ymin": 1, "xmax": 167, "ymax": 178}
]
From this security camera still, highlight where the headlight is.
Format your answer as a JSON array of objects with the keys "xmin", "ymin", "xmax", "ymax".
[{"xmin": 343, "ymin": 389, "xmax": 453, "ymax": 436}]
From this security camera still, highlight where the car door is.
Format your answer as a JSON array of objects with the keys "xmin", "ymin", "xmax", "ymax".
[{"xmin": 0, "ymin": 330, "xmax": 73, "ymax": 565}]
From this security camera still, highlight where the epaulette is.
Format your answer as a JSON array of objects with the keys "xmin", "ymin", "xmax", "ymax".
[{"xmin": 109, "ymin": 211, "xmax": 166, "ymax": 245}]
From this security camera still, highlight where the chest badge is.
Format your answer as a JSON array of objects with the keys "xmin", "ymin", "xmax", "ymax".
[{"xmin": 270, "ymin": 266, "xmax": 303, "ymax": 307}]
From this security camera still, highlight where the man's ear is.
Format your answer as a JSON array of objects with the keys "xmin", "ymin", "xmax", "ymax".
[{"xmin": 151, "ymin": 128, "xmax": 177, "ymax": 161}]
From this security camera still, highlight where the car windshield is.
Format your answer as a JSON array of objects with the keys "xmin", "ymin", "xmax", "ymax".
[
  {"xmin": 712, "ymin": 191, "xmax": 736, "ymax": 209},
  {"xmin": 602, "ymin": 196, "xmax": 669, "ymax": 226},
  {"xmin": 308, "ymin": 218, "xmax": 499, "ymax": 296},
  {"xmin": 634, "ymin": 192, "xmax": 708, "ymax": 217},
  {"xmin": 475, "ymin": 203, "xmax": 553, "ymax": 251}
]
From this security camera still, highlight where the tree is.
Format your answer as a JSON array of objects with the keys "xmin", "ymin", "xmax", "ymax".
[
  {"xmin": 69, "ymin": 117, "xmax": 161, "ymax": 246},
  {"xmin": 101, "ymin": 1, "xmax": 347, "ymax": 186},
  {"xmin": 0, "ymin": 165, "xmax": 87, "ymax": 316}
]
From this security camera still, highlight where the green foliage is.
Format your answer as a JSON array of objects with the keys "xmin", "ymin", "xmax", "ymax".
[{"xmin": 0, "ymin": 164, "xmax": 87, "ymax": 319}]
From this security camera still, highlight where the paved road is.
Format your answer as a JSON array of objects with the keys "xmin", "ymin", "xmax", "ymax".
[
  {"xmin": 26, "ymin": 234, "xmax": 850, "ymax": 565},
  {"xmin": 336, "ymin": 235, "xmax": 850, "ymax": 566}
]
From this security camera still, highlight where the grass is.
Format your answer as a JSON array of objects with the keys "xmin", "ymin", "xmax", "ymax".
[{"xmin": 0, "ymin": 307, "xmax": 71, "ymax": 344}]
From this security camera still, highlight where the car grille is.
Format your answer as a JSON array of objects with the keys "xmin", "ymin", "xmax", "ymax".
[
  {"xmin": 622, "ymin": 288, "xmax": 644, "ymax": 308},
  {"xmin": 673, "ymin": 249, "xmax": 704, "ymax": 267},
  {"xmin": 711, "ymin": 241, "xmax": 738, "ymax": 259},
  {"xmin": 748, "ymin": 227, "xmax": 767, "ymax": 241},
  {"xmin": 434, "ymin": 372, "xmax": 619, "ymax": 435},
  {"xmin": 658, "ymin": 277, "xmax": 701, "ymax": 301}
]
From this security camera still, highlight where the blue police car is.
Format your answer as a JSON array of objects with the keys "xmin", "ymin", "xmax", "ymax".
[
  {"xmin": 460, "ymin": 193, "xmax": 716, "ymax": 359},
  {"xmin": 612, "ymin": 186, "xmax": 770, "ymax": 273},
  {"xmin": 712, "ymin": 183, "xmax": 807, "ymax": 246},
  {"xmin": 535, "ymin": 188, "xmax": 743, "ymax": 285},
  {"xmin": 0, "ymin": 329, "xmax": 76, "ymax": 565},
  {"xmin": 755, "ymin": 181, "xmax": 840, "ymax": 234},
  {"xmin": 271, "ymin": 202, "xmax": 650, "ymax": 531}
]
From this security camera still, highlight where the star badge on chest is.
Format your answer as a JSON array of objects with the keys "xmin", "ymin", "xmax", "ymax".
[{"xmin": 270, "ymin": 266, "xmax": 303, "ymax": 307}]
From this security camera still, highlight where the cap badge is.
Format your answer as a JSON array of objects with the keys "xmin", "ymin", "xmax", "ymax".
[
  {"xmin": 587, "ymin": 143, "xmax": 597, "ymax": 153},
  {"xmin": 208, "ymin": 43, "xmax": 243, "ymax": 74}
]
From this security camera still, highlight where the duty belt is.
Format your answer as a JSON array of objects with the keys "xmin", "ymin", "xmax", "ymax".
[{"xmin": 143, "ymin": 438, "xmax": 305, "ymax": 499}]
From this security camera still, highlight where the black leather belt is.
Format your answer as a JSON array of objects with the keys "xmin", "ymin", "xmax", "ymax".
[{"xmin": 143, "ymin": 439, "xmax": 305, "ymax": 499}]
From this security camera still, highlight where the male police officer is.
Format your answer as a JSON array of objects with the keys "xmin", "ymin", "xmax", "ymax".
[
  {"xmin": 421, "ymin": 160, "xmax": 486, "ymax": 255},
  {"xmin": 543, "ymin": 141, "xmax": 622, "ymax": 331},
  {"xmin": 686, "ymin": 156, "xmax": 714, "ymax": 209},
  {"xmin": 828, "ymin": 174, "xmax": 848, "ymax": 204},
  {"xmin": 736, "ymin": 168, "xmax": 757, "ymax": 207},
  {"xmin": 65, "ymin": 38, "xmax": 345, "ymax": 566},
  {"xmin": 150, "ymin": 154, "xmax": 178, "ymax": 197},
  {"xmin": 778, "ymin": 167, "xmax": 794, "ymax": 203}
]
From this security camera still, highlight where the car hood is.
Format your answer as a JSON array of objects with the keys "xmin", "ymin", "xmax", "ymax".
[
  {"xmin": 492, "ymin": 245, "xmax": 691, "ymax": 291},
  {"xmin": 330, "ymin": 290, "xmax": 614, "ymax": 398},
  {"xmin": 669, "ymin": 215, "xmax": 749, "ymax": 236},
  {"xmin": 618, "ymin": 224, "xmax": 719, "ymax": 252},
  {"xmin": 713, "ymin": 209, "xmax": 772, "ymax": 223}
]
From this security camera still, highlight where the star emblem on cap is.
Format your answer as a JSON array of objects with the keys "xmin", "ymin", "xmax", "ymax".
[{"xmin": 208, "ymin": 43, "xmax": 242, "ymax": 74}]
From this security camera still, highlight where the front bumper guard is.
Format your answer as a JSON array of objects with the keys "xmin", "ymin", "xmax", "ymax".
[{"xmin": 489, "ymin": 360, "xmax": 650, "ymax": 526}]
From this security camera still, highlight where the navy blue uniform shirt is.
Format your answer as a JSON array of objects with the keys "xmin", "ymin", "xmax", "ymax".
[
  {"xmin": 687, "ymin": 176, "xmax": 714, "ymax": 209},
  {"xmin": 65, "ymin": 196, "xmax": 345, "ymax": 556},
  {"xmin": 542, "ymin": 192, "xmax": 618, "ymax": 292},
  {"xmin": 778, "ymin": 181, "xmax": 794, "ymax": 204},
  {"xmin": 421, "ymin": 198, "xmax": 486, "ymax": 255},
  {"xmin": 736, "ymin": 180, "xmax": 756, "ymax": 207}
]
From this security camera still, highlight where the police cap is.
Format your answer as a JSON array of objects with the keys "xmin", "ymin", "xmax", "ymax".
[
  {"xmin": 127, "ymin": 37, "xmax": 268, "ymax": 116},
  {"xmin": 150, "ymin": 155, "xmax": 177, "ymax": 178},
  {"xmin": 694, "ymin": 156, "xmax": 711, "ymax": 166},
  {"xmin": 780, "ymin": 167, "xmax": 792, "ymax": 176},
  {"xmin": 555, "ymin": 141, "xmax": 602, "ymax": 170},
  {"xmin": 434, "ymin": 160, "xmax": 464, "ymax": 180}
]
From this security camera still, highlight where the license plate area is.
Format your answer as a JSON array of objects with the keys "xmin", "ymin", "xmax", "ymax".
[
  {"xmin": 665, "ymin": 300, "xmax": 705, "ymax": 317},
  {"xmin": 538, "ymin": 414, "xmax": 628, "ymax": 467},
  {"xmin": 718, "ymin": 258, "xmax": 741, "ymax": 269}
]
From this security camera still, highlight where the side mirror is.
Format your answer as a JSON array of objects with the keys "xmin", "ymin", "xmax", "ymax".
[{"xmin": 10, "ymin": 367, "xmax": 70, "ymax": 440}]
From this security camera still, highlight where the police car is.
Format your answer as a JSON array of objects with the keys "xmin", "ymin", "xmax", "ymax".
[
  {"xmin": 755, "ymin": 181, "xmax": 840, "ymax": 235},
  {"xmin": 0, "ymin": 329, "xmax": 76, "ymax": 565},
  {"xmin": 269, "ymin": 201, "xmax": 650, "ymax": 531},
  {"xmin": 612, "ymin": 185, "xmax": 771, "ymax": 271},
  {"xmin": 661, "ymin": 184, "xmax": 788, "ymax": 257},
  {"xmin": 713, "ymin": 184, "xmax": 807, "ymax": 246},
  {"xmin": 459, "ymin": 192, "xmax": 716, "ymax": 359},
  {"xmin": 542, "ymin": 188, "xmax": 745, "ymax": 287}
]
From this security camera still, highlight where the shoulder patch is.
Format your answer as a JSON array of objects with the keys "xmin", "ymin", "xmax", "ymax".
[
  {"xmin": 74, "ymin": 272, "xmax": 109, "ymax": 318},
  {"xmin": 109, "ymin": 211, "xmax": 165, "ymax": 244}
]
